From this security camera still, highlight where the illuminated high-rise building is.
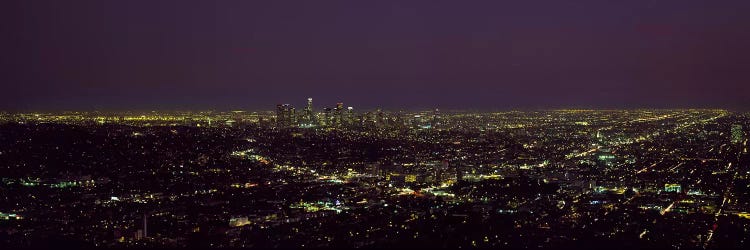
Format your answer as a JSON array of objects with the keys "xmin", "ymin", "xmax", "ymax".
[
  {"xmin": 303, "ymin": 98, "xmax": 315, "ymax": 125},
  {"xmin": 731, "ymin": 124, "xmax": 743, "ymax": 144},
  {"xmin": 346, "ymin": 107, "xmax": 354, "ymax": 125},
  {"xmin": 322, "ymin": 107, "xmax": 332, "ymax": 126},
  {"xmin": 275, "ymin": 104, "xmax": 284, "ymax": 127},
  {"xmin": 334, "ymin": 102, "xmax": 344, "ymax": 126},
  {"xmin": 276, "ymin": 104, "xmax": 294, "ymax": 127},
  {"xmin": 290, "ymin": 107, "xmax": 296, "ymax": 125}
]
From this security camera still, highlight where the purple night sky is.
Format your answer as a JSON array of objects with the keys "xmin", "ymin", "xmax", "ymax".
[{"xmin": 1, "ymin": 0, "xmax": 749, "ymax": 111}]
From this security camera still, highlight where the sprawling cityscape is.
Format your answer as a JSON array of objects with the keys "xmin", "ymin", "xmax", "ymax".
[
  {"xmin": 1, "ymin": 99, "xmax": 748, "ymax": 248},
  {"xmin": 4, "ymin": 0, "xmax": 750, "ymax": 248}
]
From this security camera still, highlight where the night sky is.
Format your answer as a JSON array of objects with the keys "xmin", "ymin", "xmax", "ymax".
[{"xmin": 2, "ymin": 0, "xmax": 749, "ymax": 111}]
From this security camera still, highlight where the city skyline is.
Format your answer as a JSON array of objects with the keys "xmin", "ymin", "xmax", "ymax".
[{"xmin": 0, "ymin": 96, "xmax": 746, "ymax": 113}]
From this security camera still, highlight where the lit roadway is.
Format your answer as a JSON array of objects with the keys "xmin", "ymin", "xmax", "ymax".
[{"xmin": 703, "ymin": 163, "xmax": 739, "ymax": 249}]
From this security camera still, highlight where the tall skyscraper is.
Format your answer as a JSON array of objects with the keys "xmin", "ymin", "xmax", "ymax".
[
  {"xmin": 346, "ymin": 107, "xmax": 354, "ymax": 126},
  {"xmin": 290, "ymin": 107, "xmax": 297, "ymax": 125},
  {"xmin": 304, "ymin": 98, "xmax": 314, "ymax": 125},
  {"xmin": 334, "ymin": 102, "xmax": 344, "ymax": 126},
  {"xmin": 276, "ymin": 104, "xmax": 284, "ymax": 127},
  {"xmin": 276, "ymin": 104, "xmax": 295, "ymax": 127}
]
